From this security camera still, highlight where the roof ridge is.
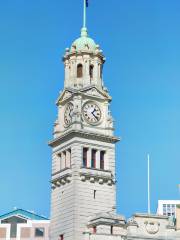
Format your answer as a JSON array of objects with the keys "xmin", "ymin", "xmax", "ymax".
[{"xmin": 0, "ymin": 209, "xmax": 49, "ymax": 220}]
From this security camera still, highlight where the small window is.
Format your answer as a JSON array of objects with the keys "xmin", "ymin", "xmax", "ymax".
[
  {"xmin": 89, "ymin": 65, "xmax": 94, "ymax": 79},
  {"xmin": 94, "ymin": 190, "xmax": 96, "ymax": 199},
  {"xmin": 91, "ymin": 149, "xmax": 97, "ymax": 168},
  {"xmin": 59, "ymin": 234, "xmax": 64, "ymax": 240},
  {"xmin": 83, "ymin": 148, "xmax": 88, "ymax": 167},
  {"xmin": 100, "ymin": 151, "xmax": 105, "ymax": 170},
  {"xmin": 35, "ymin": 228, "xmax": 44, "ymax": 237},
  {"xmin": 58, "ymin": 153, "xmax": 62, "ymax": 171},
  {"xmin": 93, "ymin": 226, "xmax": 96, "ymax": 234},
  {"xmin": 64, "ymin": 151, "xmax": 67, "ymax": 168},
  {"xmin": 110, "ymin": 226, "xmax": 113, "ymax": 235},
  {"xmin": 77, "ymin": 64, "xmax": 83, "ymax": 78}
]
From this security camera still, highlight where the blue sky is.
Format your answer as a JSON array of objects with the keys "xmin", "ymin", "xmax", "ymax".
[{"xmin": 0, "ymin": 0, "xmax": 180, "ymax": 218}]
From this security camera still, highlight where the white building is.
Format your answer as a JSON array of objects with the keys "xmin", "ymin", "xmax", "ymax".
[
  {"xmin": 48, "ymin": 1, "xmax": 180, "ymax": 240},
  {"xmin": 0, "ymin": 209, "xmax": 50, "ymax": 240},
  {"xmin": 157, "ymin": 200, "xmax": 180, "ymax": 218}
]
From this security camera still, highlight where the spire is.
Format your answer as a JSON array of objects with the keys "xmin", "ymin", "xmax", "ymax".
[
  {"xmin": 81, "ymin": 0, "xmax": 88, "ymax": 37},
  {"xmin": 83, "ymin": 0, "xmax": 87, "ymax": 29}
]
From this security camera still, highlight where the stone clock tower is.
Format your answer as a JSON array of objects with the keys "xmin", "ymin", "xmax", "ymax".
[{"xmin": 49, "ymin": 5, "xmax": 119, "ymax": 239}]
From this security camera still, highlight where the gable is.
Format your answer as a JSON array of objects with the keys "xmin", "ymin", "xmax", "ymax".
[
  {"xmin": 81, "ymin": 87, "xmax": 111, "ymax": 100},
  {"xmin": 56, "ymin": 89, "xmax": 73, "ymax": 105},
  {"xmin": 1, "ymin": 216, "xmax": 27, "ymax": 224}
]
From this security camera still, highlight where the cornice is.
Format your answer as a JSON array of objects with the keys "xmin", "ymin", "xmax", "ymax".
[
  {"xmin": 49, "ymin": 130, "xmax": 120, "ymax": 147},
  {"xmin": 63, "ymin": 51, "xmax": 105, "ymax": 62},
  {"xmin": 133, "ymin": 213, "xmax": 168, "ymax": 220},
  {"xmin": 80, "ymin": 167, "xmax": 115, "ymax": 185},
  {"xmin": 51, "ymin": 168, "xmax": 72, "ymax": 189}
]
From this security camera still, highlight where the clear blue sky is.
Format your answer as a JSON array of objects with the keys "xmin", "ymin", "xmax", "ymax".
[{"xmin": 0, "ymin": 0, "xmax": 180, "ymax": 218}]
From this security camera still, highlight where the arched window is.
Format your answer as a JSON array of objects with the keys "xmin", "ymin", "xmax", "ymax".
[
  {"xmin": 77, "ymin": 64, "xmax": 83, "ymax": 78},
  {"xmin": 89, "ymin": 65, "xmax": 94, "ymax": 79}
]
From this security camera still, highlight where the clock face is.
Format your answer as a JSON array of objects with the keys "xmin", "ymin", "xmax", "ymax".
[
  {"xmin": 64, "ymin": 103, "xmax": 74, "ymax": 126},
  {"xmin": 83, "ymin": 102, "xmax": 101, "ymax": 124}
]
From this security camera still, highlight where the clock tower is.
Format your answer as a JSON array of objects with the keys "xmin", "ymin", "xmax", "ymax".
[{"xmin": 49, "ymin": 3, "xmax": 119, "ymax": 240}]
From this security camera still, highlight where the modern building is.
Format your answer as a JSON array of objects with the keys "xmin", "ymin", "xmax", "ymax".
[
  {"xmin": 47, "ymin": 1, "xmax": 180, "ymax": 240},
  {"xmin": 0, "ymin": 209, "xmax": 49, "ymax": 240},
  {"xmin": 176, "ymin": 205, "xmax": 180, "ymax": 230},
  {"xmin": 157, "ymin": 200, "xmax": 180, "ymax": 218}
]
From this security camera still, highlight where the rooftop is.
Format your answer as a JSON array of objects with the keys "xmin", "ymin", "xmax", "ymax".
[{"xmin": 0, "ymin": 209, "xmax": 49, "ymax": 221}]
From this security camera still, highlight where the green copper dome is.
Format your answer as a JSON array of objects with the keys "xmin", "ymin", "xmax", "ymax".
[{"xmin": 70, "ymin": 28, "xmax": 97, "ymax": 53}]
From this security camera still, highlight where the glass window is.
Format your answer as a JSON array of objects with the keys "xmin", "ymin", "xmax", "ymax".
[
  {"xmin": 94, "ymin": 190, "xmax": 96, "ymax": 199},
  {"xmin": 67, "ymin": 149, "xmax": 71, "ymax": 167},
  {"xmin": 59, "ymin": 234, "xmax": 64, "ymax": 240},
  {"xmin": 91, "ymin": 149, "xmax": 97, "ymax": 168},
  {"xmin": 77, "ymin": 64, "xmax": 83, "ymax": 78},
  {"xmin": 111, "ymin": 226, "xmax": 113, "ymax": 235},
  {"xmin": 89, "ymin": 65, "xmax": 94, "ymax": 79},
  {"xmin": 83, "ymin": 148, "xmax": 88, "ymax": 167},
  {"xmin": 64, "ymin": 151, "xmax": 67, "ymax": 168},
  {"xmin": 58, "ymin": 153, "xmax": 62, "ymax": 170},
  {"xmin": 35, "ymin": 228, "xmax": 44, "ymax": 237},
  {"xmin": 100, "ymin": 151, "xmax": 105, "ymax": 170}
]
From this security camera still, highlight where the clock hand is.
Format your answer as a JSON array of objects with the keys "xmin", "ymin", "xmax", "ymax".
[
  {"xmin": 92, "ymin": 112, "xmax": 98, "ymax": 120},
  {"xmin": 92, "ymin": 109, "xmax": 97, "ymax": 114}
]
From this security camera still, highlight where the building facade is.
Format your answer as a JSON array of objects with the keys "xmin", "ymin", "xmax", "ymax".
[
  {"xmin": 0, "ymin": 209, "xmax": 49, "ymax": 240},
  {"xmin": 157, "ymin": 200, "xmax": 180, "ymax": 218},
  {"xmin": 49, "ymin": 3, "xmax": 180, "ymax": 240}
]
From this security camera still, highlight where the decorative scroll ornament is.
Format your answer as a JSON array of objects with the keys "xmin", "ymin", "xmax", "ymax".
[{"xmin": 144, "ymin": 221, "xmax": 160, "ymax": 234}]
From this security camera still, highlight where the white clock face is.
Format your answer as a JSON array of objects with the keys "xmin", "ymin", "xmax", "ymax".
[
  {"xmin": 64, "ymin": 103, "xmax": 74, "ymax": 126},
  {"xmin": 83, "ymin": 102, "xmax": 101, "ymax": 124}
]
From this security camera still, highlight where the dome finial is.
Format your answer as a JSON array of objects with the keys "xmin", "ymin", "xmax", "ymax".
[{"xmin": 81, "ymin": 27, "xmax": 88, "ymax": 37}]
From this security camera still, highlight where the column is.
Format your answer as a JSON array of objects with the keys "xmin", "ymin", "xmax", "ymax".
[
  {"xmin": 104, "ymin": 151, "xmax": 108, "ymax": 170},
  {"xmin": 94, "ymin": 58, "xmax": 99, "ymax": 85},
  {"xmin": 84, "ymin": 55, "xmax": 91, "ymax": 86},
  {"xmin": 64, "ymin": 60, "xmax": 69, "ymax": 88},
  {"xmin": 70, "ymin": 58, "xmax": 76, "ymax": 87},
  {"xmin": 59, "ymin": 154, "xmax": 62, "ymax": 171},
  {"xmin": 66, "ymin": 149, "xmax": 71, "ymax": 168},
  {"xmin": 61, "ymin": 152, "xmax": 66, "ymax": 169},
  {"xmin": 98, "ymin": 63, "xmax": 102, "ymax": 88}
]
